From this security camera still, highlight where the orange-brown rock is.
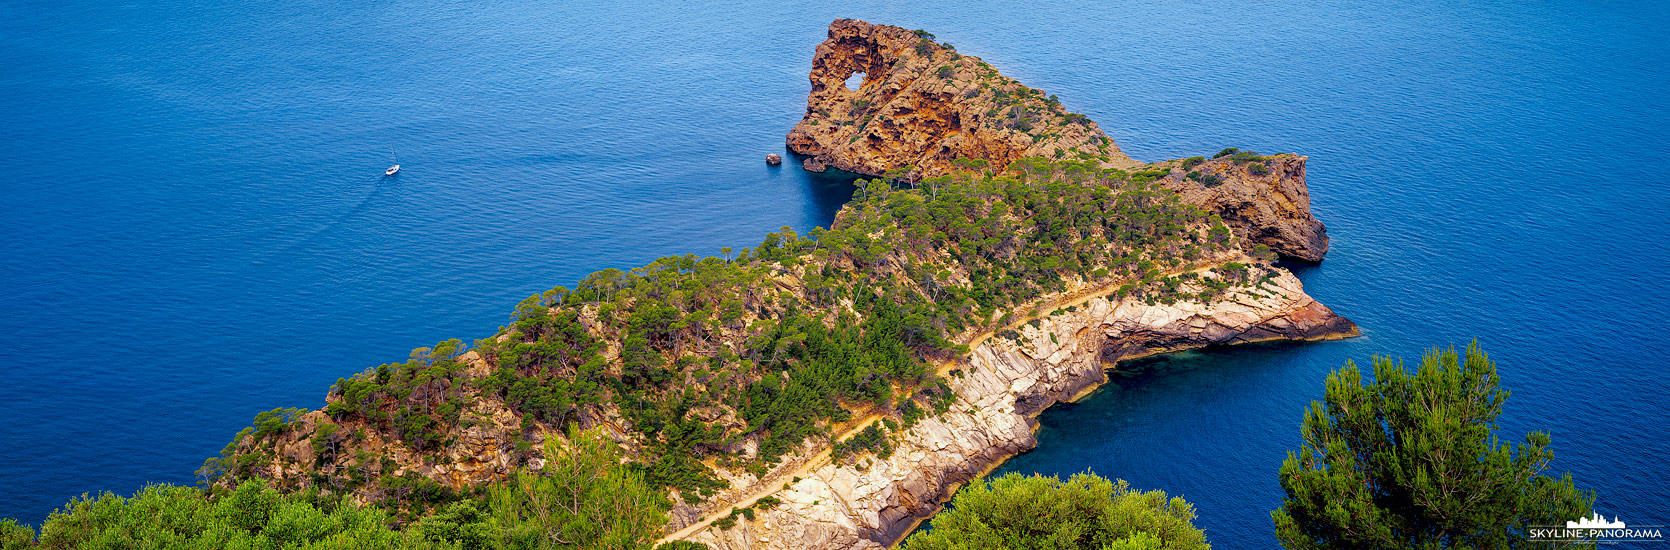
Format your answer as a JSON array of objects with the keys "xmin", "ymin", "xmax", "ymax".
[
  {"xmin": 785, "ymin": 19, "xmax": 1330, "ymax": 262},
  {"xmin": 1159, "ymin": 153, "xmax": 1331, "ymax": 261},
  {"xmin": 786, "ymin": 19, "xmax": 1139, "ymax": 179}
]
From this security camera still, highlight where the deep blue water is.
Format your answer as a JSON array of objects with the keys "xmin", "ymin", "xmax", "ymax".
[{"xmin": 2, "ymin": 0, "xmax": 1666, "ymax": 547}]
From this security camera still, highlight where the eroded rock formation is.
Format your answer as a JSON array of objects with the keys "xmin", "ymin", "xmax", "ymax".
[
  {"xmin": 684, "ymin": 266, "xmax": 1355, "ymax": 549},
  {"xmin": 787, "ymin": 19, "xmax": 1331, "ymax": 262},
  {"xmin": 786, "ymin": 19, "xmax": 1139, "ymax": 179}
]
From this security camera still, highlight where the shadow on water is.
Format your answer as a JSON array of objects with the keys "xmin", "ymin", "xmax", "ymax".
[
  {"xmin": 1274, "ymin": 258, "xmax": 1322, "ymax": 278},
  {"xmin": 765, "ymin": 147, "xmax": 861, "ymax": 228},
  {"xmin": 1107, "ymin": 339, "xmax": 1314, "ymax": 382}
]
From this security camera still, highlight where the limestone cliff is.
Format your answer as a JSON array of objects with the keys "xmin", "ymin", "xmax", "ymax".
[
  {"xmin": 681, "ymin": 265, "xmax": 1354, "ymax": 548},
  {"xmin": 786, "ymin": 19, "xmax": 1139, "ymax": 179}
]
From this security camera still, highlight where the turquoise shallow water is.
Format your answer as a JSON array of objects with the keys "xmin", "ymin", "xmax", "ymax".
[{"xmin": 2, "ymin": 1, "xmax": 1667, "ymax": 546}]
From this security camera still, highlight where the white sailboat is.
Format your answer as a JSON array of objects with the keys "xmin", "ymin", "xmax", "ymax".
[{"xmin": 385, "ymin": 150, "xmax": 400, "ymax": 176}]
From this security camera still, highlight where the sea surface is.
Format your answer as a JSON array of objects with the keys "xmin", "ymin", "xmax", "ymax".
[{"xmin": 2, "ymin": 0, "xmax": 1666, "ymax": 546}]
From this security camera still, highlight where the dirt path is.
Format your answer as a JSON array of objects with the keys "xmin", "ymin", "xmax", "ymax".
[{"xmin": 656, "ymin": 413, "xmax": 884, "ymax": 544}]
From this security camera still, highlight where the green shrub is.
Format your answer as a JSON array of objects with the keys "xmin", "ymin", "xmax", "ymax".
[
  {"xmin": 491, "ymin": 426, "xmax": 670, "ymax": 549},
  {"xmin": 27, "ymin": 482, "xmax": 434, "ymax": 549},
  {"xmin": 0, "ymin": 519, "xmax": 32, "ymax": 550},
  {"xmin": 1247, "ymin": 162, "xmax": 1269, "ymax": 176},
  {"xmin": 417, "ymin": 501, "xmax": 496, "ymax": 550},
  {"xmin": 1212, "ymin": 147, "xmax": 1239, "ymax": 158},
  {"xmin": 658, "ymin": 542, "xmax": 712, "ymax": 550},
  {"xmin": 1186, "ymin": 170, "xmax": 1225, "ymax": 188},
  {"xmin": 834, "ymin": 423, "xmax": 892, "ymax": 462},
  {"xmin": 902, "ymin": 472, "xmax": 1208, "ymax": 550}
]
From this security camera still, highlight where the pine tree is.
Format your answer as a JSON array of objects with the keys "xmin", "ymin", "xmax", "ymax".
[{"xmin": 1272, "ymin": 342, "xmax": 1593, "ymax": 549}]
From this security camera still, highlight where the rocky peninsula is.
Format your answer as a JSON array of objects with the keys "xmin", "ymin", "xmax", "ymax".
[{"xmin": 209, "ymin": 19, "xmax": 1353, "ymax": 550}]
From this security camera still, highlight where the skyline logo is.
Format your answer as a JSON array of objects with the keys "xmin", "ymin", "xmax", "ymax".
[
  {"xmin": 1569, "ymin": 511, "xmax": 1627, "ymax": 529},
  {"xmin": 1530, "ymin": 511, "xmax": 1662, "ymax": 544}
]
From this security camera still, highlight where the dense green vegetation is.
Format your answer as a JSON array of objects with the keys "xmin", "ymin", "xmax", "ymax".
[
  {"xmin": 1271, "ymin": 343, "xmax": 1593, "ymax": 549},
  {"xmin": 1, "ymin": 482, "xmax": 439, "ymax": 550},
  {"xmin": 487, "ymin": 427, "xmax": 670, "ymax": 549},
  {"xmin": 900, "ymin": 472, "xmax": 1209, "ymax": 550},
  {"xmin": 0, "ymin": 428, "xmax": 690, "ymax": 550}
]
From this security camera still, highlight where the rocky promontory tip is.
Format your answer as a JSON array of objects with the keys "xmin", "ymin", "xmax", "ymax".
[
  {"xmin": 786, "ymin": 19, "xmax": 1138, "ymax": 180},
  {"xmin": 787, "ymin": 19, "xmax": 1331, "ymax": 262}
]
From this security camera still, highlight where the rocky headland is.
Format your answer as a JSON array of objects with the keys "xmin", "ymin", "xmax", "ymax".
[{"xmin": 214, "ymin": 19, "xmax": 1354, "ymax": 550}]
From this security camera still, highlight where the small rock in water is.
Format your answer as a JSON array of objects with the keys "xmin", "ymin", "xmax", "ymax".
[
  {"xmin": 803, "ymin": 158, "xmax": 827, "ymax": 173},
  {"xmin": 766, "ymin": 153, "xmax": 782, "ymax": 165}
]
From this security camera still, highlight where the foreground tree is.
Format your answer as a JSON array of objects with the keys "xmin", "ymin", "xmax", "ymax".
[
  {"xmin": 0, "ymin": 426, "xmax": 683, "ymax": 550},
  {"xmin": 1272, "ymin": 342, "xmax": 1592, "ymax": 549},
  {"xmin": 901, "ymin": 472, "xmax": 1209, "ymax": 550},
  {"xmin": 490, "ymin": 426, "xmax": 669, "ymax": 550},
  {"xmin": 28, "ymin": 482, "xmax": 440, "ymax": 549}
]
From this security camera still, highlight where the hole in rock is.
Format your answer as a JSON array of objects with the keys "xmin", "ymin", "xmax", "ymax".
[{"xmin": 844, "ymin": 72, "xmax": 865, "ymax": 91}]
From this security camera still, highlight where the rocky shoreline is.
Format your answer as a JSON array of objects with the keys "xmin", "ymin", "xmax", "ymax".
[{"xmin": 682, "ymin": 266, "xmax": 1355, "ymax": 549}]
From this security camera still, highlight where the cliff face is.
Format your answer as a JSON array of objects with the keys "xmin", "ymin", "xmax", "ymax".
[
  {"xmin": 1158, "ymin": 154, "xmax": 1330, "ymax": 262},
  {"xmin": 683, "ymin": 266, "xmax": 1355, "ymax": 549},
  {"xmin": 1156, "ymin": 154, "xmax": 1331, "ymax": 261},
  {"xmin": 786, "ymin": 19, "xmax": 1138, "ymax": 179}
]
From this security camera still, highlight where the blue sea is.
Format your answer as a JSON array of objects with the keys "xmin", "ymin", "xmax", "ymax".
[{"xmin": 2, "ymin": 0, "xmax": 1666, "ymax": 546}]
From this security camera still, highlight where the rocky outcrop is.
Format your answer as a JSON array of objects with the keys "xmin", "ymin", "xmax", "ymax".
[
  {"xmin": 229, "ymin": 355, "xmax": 539, "ymax": 495},
  {"xmin": 1160, "ymin": 154, "xmax": 1331, "ymax": 261},
  {"xmin": 787, "ymin": 19, "xmax": 1332, "ymax": 262},
  {"xmin": 786, "ymin": 19, "xmax": 1139, "ymax": 179},
  {"xmin": 683, "ymin": 266, "xmax": 1356, "ymax": 549}
]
